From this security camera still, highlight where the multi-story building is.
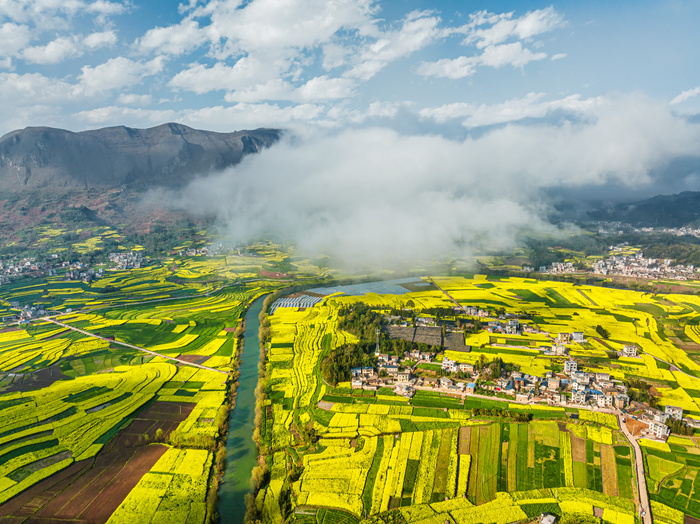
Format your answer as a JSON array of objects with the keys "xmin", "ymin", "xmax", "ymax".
[
  {"xmin": 564, "ymin": 360, "xmax": 578, "ymax": 374},
  {"xmin": 665, "ymin": 405, "xmax": 684, "ymax": 421},
  {"xmin": 622, "ymin": 345, "xmax": 638, "ymax": 357},
  {"xmin": 614, "ymin": 393, "xmax": 629, "ymax": 409},
  {"xmin": 571, "ymin": 390, "xmax": 587, "ymax": 404},
  {"xmin": 648, "ymin": 421, "xmax": 671, "ymax": 440}
]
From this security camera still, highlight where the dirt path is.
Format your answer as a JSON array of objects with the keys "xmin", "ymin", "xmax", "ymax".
[
  {"xmin": 427, "ymin": 277, "xmax": 462, "ymax": 308},
  {"xmin": 617, "ymin": 413, "xmax": 653, "ymax": 524},
  {"xmin": 577, "ymin": 289, "xmax": 599, "ymax": 307},
  {"xmin": 43, "ymin": 317, "xmax": 229, "ymax": 376},
  {"xmin": 649, "ymin": 354, "xmax": 699, "ymax": 380}
]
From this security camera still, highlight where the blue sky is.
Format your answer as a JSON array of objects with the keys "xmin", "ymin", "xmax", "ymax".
[{"xmin": 1, "ymin": 0, "xmax": 699, "ymax": 136}]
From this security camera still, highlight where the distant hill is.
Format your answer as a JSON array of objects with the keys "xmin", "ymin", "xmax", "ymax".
[
  {"xmin": 588, "ymin": 191, "xmax": 700, "ymax": 227},
  {"xmin": 0, "ymin": 123, "xmax": 281, "ymax": 191}
]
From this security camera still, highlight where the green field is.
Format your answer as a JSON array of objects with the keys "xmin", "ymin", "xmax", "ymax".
[{"xmin": 252, "ymin": 274, "xmax": 700, "ymax": 524}]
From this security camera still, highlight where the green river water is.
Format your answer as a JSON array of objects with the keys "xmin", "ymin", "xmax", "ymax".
[{"xmin": 218, "ymin": 296, "xmax": 265, "ymax": 524}]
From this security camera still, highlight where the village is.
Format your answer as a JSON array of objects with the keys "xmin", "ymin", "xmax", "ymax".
[
  {"xmin": 0, "ymin": 251, "xmax": 144, "ymax": 287},
  {"xmin": 536, "ymin": 249, "xmax": 700, "ymax": 280},
  {"xmin": 350, "ymin": 312, "xmax": 696, "ymax": 444}
]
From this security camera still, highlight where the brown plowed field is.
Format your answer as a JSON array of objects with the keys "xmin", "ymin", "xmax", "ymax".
[
  {"xmin": 175, "ymin": 354, "xmax": 209, "ymax": 365},
  {"xmin": 0, "ymin": 401, "xmax": 194, "ymax": 523}
]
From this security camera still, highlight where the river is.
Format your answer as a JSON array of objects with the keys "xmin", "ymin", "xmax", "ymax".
[{"xmin": 218, "ymin": 296, "xmax": 265, "ymax": 524}]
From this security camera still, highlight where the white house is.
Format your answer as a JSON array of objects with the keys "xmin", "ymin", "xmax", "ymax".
[
  {"xmin": 564, "ymin": 360, "xmax": 578, "ymax": 374},
  {"xmin": 622, "ymin": 345, "xmax": 638, "ymax": 357},
  {"xmin": 571, "ymin": 390, "xmax": 587, "ymax": 404},
  {"xmin": 597, "ymin": 394, "xmax": 614, "ymax": 408},
  {"xmin": 665, "ymin": 405, "xmax": 683, "ymax": 421},
  {"xmin": 648, "ymin": 421, "xmax": 671, "ymax": 440},
  {"xmin": 441, "ymin": 357, "xmax": 457, "ymax": 373}
]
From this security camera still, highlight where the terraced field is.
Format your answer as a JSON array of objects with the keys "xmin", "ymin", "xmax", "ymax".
[
  {"xmin": 0, "ymin": 256, "xmax": 292, "ymax": 523},
  {"xmin": 256, "ymin": 275, "xmax": 700, "ymax": 524}
]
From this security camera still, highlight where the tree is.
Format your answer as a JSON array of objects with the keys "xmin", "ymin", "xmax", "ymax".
[{"xmin": 595, "ymin": 325, "xmax": 610, "ymax": 339}]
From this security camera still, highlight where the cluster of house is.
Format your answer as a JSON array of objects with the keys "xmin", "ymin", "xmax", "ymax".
[
  {"xmin": 638, "ymin": 226, "xmax": 700, "ymax": 240},
  {"xmin": 0, "ymin": 257, "xmax": 58, "ymax": 283},
  {"xmin": 540, "ymin": 262, "xmax": 577, "ymax": 274},
  {"xmin": 64, "ymin": 266, "xmax": 104, "ymax": 283},
  {"xmin": 107, "ymin": 251, "xmax": 143, "ymax": 270},
  {"xmin": 352, "ymin": 348, "xmax": 447, "ymax": 398},
  {"xmin": 562, "ymin": 361, "xmax": 630, "ymax": 408},
  {"xmin": 485, "ymin": 318, "xmax": 521, "ymax": 335},
  {"xmin": 0, "ymin": 256, "xmax": 111, "ymax": 286},
  {"xmin": 1, "ymin": 303, "xmax": 48, "ymax": 324},
  {"xmin": 591, "ymin": 251, "xmax": 698, "ymax": 280},
  {"xmin": 632, "ymin": 404, "xmax": 686, "ymax": 439}
]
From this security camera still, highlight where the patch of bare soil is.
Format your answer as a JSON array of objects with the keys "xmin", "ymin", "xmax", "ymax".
[{"xmin": 0, "ymin": 401, "xmax": 194, "ymax": 523}]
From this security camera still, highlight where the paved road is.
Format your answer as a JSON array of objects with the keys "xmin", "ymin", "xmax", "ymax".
[
  {"xmin": 649, "ymin": 353, "xmax": 699, "ymax": 381},
  {"xmin": 617, "ymin": 413, "xmax": 654, "ymax": 524},
  {"xmin": 44, "ymin": 317, "xmax": 230, "ymax": 376}
]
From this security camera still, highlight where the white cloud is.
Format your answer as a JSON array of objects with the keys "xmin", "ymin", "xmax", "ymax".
[
  {"xmin": 136, "ymin": 19, "xmax": 208, "ymax": 56},
  {"xmin": 0, "ymin": 23, "xmax": 31, "ymax": 59},
  {"xmin": 478, "ymin": 42, "xmax": 546, "ymax": 68},
  {"xmin": 116, "ymin": 93, "xmax": 153, "ymax": 106},
  {"xmin": 20, "ymin": 30, "xmax": 116, "ymax": 64},
  {"xmin": 461, "ymin": 6, "xmax": 564, "ymax": 48},
  {"xmin": 220, "ymin": 75, "xmax": 354, "ymax": 103},
  {"xmin": 671, "ymin": 86, "xmax": 700, "ymax": 105},
  {"xmin": 0, "ymin": 0, "xmax": 127, "ymax": 25},
  {"xmin": 169, "ymin": 57, "xmax": 275, "ymax": 95},
  {"xmin": 161, "ymin": 95, "xmax": 700, "ymax": 268},
  {"xmin": 420, "ymin": 92, "xmax": 605, "ymax": 127},
  {"xmin": 416, "ymin": 56, "xmax": 477, "ymax": 79},
  {"xmin": 0, "ymin": 71, "xmax": 76, "ymax": 103},
  {"xmin": 84, "ymin": 29, "xmax": 117, "ymax": 49},
  {"xmin": 180, "ymin": 102, "xmax": 326, "ymax": 130},
  {"xmin": 75, "ymin": 105, "xmax": 177, "ymax": 125},
  {"xmin": 551, "ymin": 53, "xmax": 566, "ymax": 61},
  {"xmin": 77, "ymin": 56, "xmax": 165, "ymax": 95},
  {"xmin": 203, "ymin": 0, "xmax": 376, "ymax": 55},
  {"xmin": 328, "ymin": 100, "xmax": 412, "ymax": 124},
  {"xmin": 22, "ymin": 36, "xmax": 81, "ymax": 64},
  {"xmin": 417, "ymin": 42, "xmax": 546, "ymax": 79},
  {"xmin": 345, "ymin": 11, "xmax": 441, "ymax": 81},
  {"xmin": 294, "ymin": 76, "xmax": 355, "ymax": 101}
]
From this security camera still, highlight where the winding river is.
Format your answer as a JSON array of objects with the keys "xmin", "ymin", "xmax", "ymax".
[{"xmin": 218, "ymin": 296, "xmax": 265, "ymax": 524}]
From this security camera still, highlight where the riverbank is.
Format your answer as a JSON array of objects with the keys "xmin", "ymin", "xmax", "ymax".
[{"xmin": 218, "ymin": 296, "xmax": 267, "ymax": 524}]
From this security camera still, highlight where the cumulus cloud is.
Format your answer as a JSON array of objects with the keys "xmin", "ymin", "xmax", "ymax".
[
  {"xmin": 179, "ymin": 102, "xmax": 326, "ymax": 130},
  {"xmin": 75, "ymin": 105, "xmax": 177, "ymax": 125},
  {"xmin": 671, "ymin": 86, "xmax": 700, "ymax": 105},
  {"xmin": 151, "ymin": 94, "xmax": 700, "ymax": 269},
  {"xmin": 0, "ymin": 23, "xmax": 32, "ymax": 60},
  {"xmin": 459, "ymin": 6, "xmax": 564, "ymax": 48},
  {"xmin": 417, "ymin": 42, "xmax": 546, "ymax": 79},
  {"xmin": 420, "ymin": 93, "xmax": 604, "ymax": 127},
  {"xmin": 77, "ymin": 56, "xmax": 165, "ymax": 95},
  {"xmin": 20, "ymin": 30, "xmax": 116, "ymax": 64},
  {"xmin": 135, "ymin": 19, "xmax": 208, "ymax": 56},
  {"xmin": 345, "ymin": 10, "xmax": 442, "ymax": 81},
  {"xmin": 116, "ymin": 93, "xmax": 153, "ymax": 106},
  {"xmin": 0, "ymin": 0, "xmax": 126, "ymax": 30},
  {"xmin": 197, "ymin": 0, "xmax": 377, "ymax": 56},
  {"xmin": 0, "ymin": 72, "xmax": 77, "ymax": 103}
]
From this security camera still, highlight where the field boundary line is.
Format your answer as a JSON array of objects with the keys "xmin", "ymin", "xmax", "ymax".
[{"xmin": 43, "ymin": 317, "xmax": 230, "ymax": 376}]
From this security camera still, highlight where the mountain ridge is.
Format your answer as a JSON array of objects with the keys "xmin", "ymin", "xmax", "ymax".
[
  {"xmin": 587, "ymin": 191, "xmax": 700, "ymax": 227},
  {"xmin": 0, "ymin": 123, "xmax": 281, "ymax": 192}
]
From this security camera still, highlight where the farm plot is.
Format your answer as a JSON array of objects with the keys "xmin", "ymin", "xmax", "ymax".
[
  {"xmin": 643, "ymin": 435, "xmax": 700, "ymax": 519},
  {"xmin": 259, "ymin": 284, "xmax": 644, "ymax": 524},
  {"xmin": 0, "ymin": 400, "xmax": 193, "ymax": 522}
]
